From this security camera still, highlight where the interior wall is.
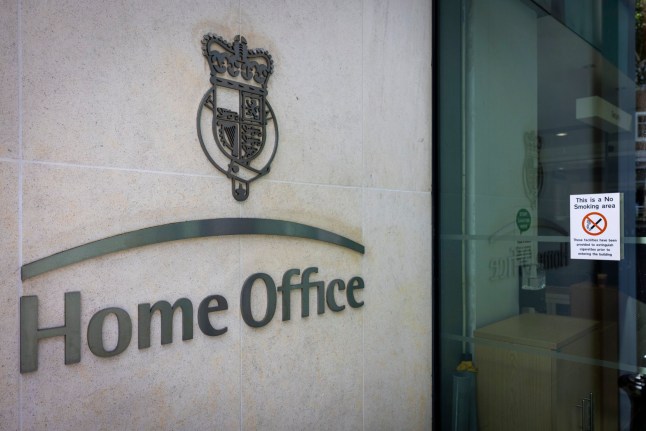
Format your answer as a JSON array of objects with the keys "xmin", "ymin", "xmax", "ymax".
[{"xmin": 465, "ymin": 0, "xmax": 538, "ymax": 328}]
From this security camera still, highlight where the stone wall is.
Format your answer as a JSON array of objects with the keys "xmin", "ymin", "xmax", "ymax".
[{"xmin": 0, "ymin": 0, "xmax": 432, "ymax": 429}]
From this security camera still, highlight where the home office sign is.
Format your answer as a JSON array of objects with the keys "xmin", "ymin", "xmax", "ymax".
[{"xmin": 19, "ymin": 35, "xmax": 365, "ymax": 373}]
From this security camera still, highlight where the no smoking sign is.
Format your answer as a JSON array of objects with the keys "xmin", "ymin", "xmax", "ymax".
[
  {"xmin": 582, "ymin": 212, "xmax": 607, "ymax": 236},
  {"xmin": 570, "ymin": 193, "xmax": 623, "ymax": 261}
]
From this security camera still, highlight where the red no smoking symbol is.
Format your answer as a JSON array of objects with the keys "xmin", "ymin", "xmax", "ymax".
[{"xmin": 582, "ymin": 212, "xmax": 607, "ymax": 236}]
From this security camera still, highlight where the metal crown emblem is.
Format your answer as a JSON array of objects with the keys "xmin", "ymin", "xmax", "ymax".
[{"xmin": 197, "ymin": 34, "xmax": 279, "ymax": 201}]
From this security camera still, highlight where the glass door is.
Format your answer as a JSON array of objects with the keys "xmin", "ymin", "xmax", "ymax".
[{"xmin": 435, "ymin": 1, "xmax": 642, "ymax": 429}]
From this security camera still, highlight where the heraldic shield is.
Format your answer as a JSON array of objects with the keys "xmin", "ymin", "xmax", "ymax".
[{"xmin": 197, "ymin": 34, "xmax": 279, "ymax": 201}]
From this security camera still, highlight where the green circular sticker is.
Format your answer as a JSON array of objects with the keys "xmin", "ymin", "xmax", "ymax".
[{"xmin": 516, "ymin": 209, "xmax": 531, "ymax": 233}]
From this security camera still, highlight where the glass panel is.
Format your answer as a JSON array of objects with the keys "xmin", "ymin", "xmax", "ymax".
[{"xmin": 435, "ymin": 0, "xmax": 641, "ymax": 429}]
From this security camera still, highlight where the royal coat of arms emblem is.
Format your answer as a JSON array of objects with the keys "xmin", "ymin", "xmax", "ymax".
[{"xmin": 197, "ymin": 34, "xmax": 279, "ymax": 201}]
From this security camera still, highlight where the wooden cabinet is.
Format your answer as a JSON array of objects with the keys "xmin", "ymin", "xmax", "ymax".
[{"xmin": 474, "ymin": 313, "xmax": 614, "ymax": 431}]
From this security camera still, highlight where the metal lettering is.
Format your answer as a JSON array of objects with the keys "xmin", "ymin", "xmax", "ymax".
[
  {"xmin": 241, "ymin": 273, "xmax": 277, "ymax": 328},
  {"xmin": 299, "ymin": 267, "xmax": 325, "ymax": 317},
  {"xmin": 20, "ymin": 268, "xmax": 364, "ymax": 372},
  {"xmin": 138, "ymin": 299, "xmax": 193, "ymax": 349},
  {"xmin": 87, "ymin": 307, "xmax": 132, "ymax": 358},
  {"xmin": 326, "ymin": 279, "xmax": 346, "ymax": 312},
  {"xmin": 277, "ymin": 267, "xmax": 325, "ymax": 320},
  {"xmin": 198, "ymin": 295, "xmax": 228, "ymax": 336},
  {"xmin": 277, "ymin": 268, "xmax": 300, "ymax": 321},
  {"xmin": 347, "ymin": 277, "xmax": 365, "ymax": 308},
  {"xmin": 20, "ymin": 292, "xmax": 81, "ymax": 373}
]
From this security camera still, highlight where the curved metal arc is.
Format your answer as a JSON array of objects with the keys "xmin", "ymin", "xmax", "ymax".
[{"xmin": 21, "ymin": 218, "xmax": 365, "ymax": 281}]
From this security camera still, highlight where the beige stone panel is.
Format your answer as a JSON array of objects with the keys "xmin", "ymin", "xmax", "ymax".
[
  {"xmin": 0, "ymin": 162, "xmax": 19, "ymax": 429},
  {"xmin": 241, "ymin": 180, "xmax": 362, "ymax": 243},
  {"xmin": 363, "ymin": 0, "xmax": 432, "ymax": 191},
  {"xmin": 0, "ymin": 0, "xmax": 18, "ymax": 158},
  {"xmin": 239, "ymin": 240, "xmax": 364, "ymax": 430},
  {"xmin": 238, "ymin": 184, "xmax": 364, "ymax": 429},
  {"xmin": 22, "ymin": 0, "xmax": 239, "ymax": 174},
  {"xmin": 22, "ymin": 163, "xmax": 239, "ymax": 264},
  {"xmin": 239, "ymin": 0, "xmax": 363, "ymax": 187},
  {"xmin": 362, "ymin": 189, "xmax": 432, "ymax": 429},
  {"xmin": 22, "ymin": 238, "xmax": 241, "ymax": 429}
]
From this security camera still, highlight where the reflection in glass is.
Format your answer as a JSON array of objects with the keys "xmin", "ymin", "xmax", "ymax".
[{"xmin": 436, "ymin": 0, "xmax": 642, "ymax": 429}]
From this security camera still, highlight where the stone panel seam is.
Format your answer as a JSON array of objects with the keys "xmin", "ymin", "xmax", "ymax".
[
  {"xmin": 363, "ymin": 187, "xmax": 431, "ymax": 195},
  {"xmin": 238, "ymin": 174, "xmax": 243, "ymax": 431},
  {"xmin": 238, "ymin": 236, "xmax": 243, "ymax": 431},
  {"xmin": 266, "ymin": 178, "xmax": 431, "ymax": 195},
  {"xmin": 16, "ymin": 159, "xmax": 432, "ymax": 195},
  {"xmin": 17, "ymin": 0, "xmax": 24, "ymax": 428},
  {"xmin": 21, "ymin": 160, "xmax": 221, "ymax": 179},
  {"xmin": 14, "ymin": 162, "xmax": 424, "ymax": 195},
  {"xmin": 0, "ymin": 157, "xmax": 20, "ymax": 164},
  {"xmin": 237, "ymin": 2, "xmax": 243, "ymax": 429},
  {"xmin": 360, "ymin": 0, "xmax": 365, "ymax": 429}
]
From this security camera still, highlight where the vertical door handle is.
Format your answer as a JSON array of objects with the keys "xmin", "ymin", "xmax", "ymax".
[
  {"xmin": 586, "ymin": 393, "xmax": 594, "ymax": 431},
  {"xmin": 576, "ymin": 400, "xmax": 585, "ymax": 430},
  {"xmin": 576, "ymin": 393, "xmax": 594, "ymax": 431}
]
